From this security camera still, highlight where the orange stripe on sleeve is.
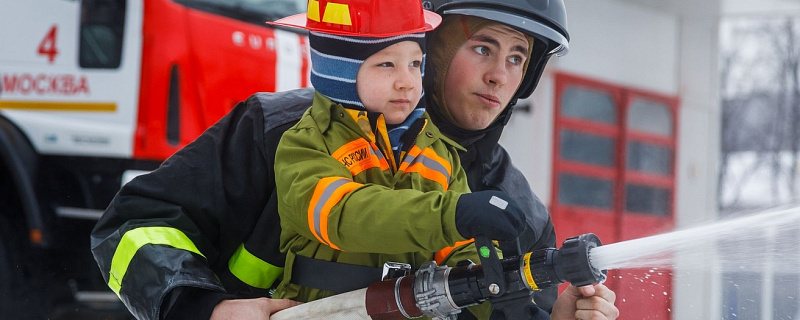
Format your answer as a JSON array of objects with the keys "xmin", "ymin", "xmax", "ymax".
[
  {"xmin": 307, "ymin": 177, "xmax": 362, "ymax": 250},
  {"xmin": 308, "ymin": 177, "xmax": 337, "ymax": 246},
  {"xmin": 407, "ymin": 162, "xmax": 449, "ymax": 190},
  {"xmin": 398, "ymin": 146, "xmax": 422, "ymax": 171},
  {"xmin": 400, "ymin": 147, "xmax": 452, "ymax": 190},
  {"xmin": 318, "ymin": 181, "xmax": 361, "ymax": 250},
  {"xmin": 435, "ymin": 239, "xmax": 475, "ymax": 265},
  {"xmin": 419, "ymin": 148, "xmax": 452, "ymax": 177}
]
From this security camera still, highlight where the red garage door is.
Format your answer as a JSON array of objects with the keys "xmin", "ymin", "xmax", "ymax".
[{"xmin": 550, "ymin": 72, "xmax": 679, "ymax": 319}]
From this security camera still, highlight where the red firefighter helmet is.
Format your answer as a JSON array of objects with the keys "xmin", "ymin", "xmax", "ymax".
[{"xmin": 269, "ymin": 0, "xmax": 441, "ymax": 37}]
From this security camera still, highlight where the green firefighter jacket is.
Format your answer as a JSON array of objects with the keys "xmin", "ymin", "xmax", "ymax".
[{"xmin": 273, "ymin": 92, "xmax": 489, "ymax": 315}]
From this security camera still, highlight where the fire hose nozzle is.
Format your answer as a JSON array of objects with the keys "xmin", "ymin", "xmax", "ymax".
[
  {"xmin": 411, "ymin": 233, "xmax": 608, "ymax": 319},
  {"xmin": 525, "ymin": 233, "xmax": 607, "ymax": 290},
  {"xmin": 270, "ymin": 235, "xmax": 606, "ymax": 320},
  {"xmin": 553, "ymin": 233, "xmax": 607, "ymax": 287}
]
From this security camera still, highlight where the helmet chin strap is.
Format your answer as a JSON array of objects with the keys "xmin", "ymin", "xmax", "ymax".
[
  {"xmin": 511, "ymin": 32, "xmax": 555, "ymax": 100},
  {"xmin": 500, "ymin": 101, "xmax": 514, "ymax": 126}
]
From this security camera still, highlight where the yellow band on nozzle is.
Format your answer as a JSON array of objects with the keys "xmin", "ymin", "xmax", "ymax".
[{"xmin": 522, "ymin": 252, "xmax": 538, "ymax": 290}]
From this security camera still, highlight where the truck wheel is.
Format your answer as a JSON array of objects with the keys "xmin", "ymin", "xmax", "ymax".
[{"xmin": 0, "ymin": 182, "xmax": 45, "ymax": 318}]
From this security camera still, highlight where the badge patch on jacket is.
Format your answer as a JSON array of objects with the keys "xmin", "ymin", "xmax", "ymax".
[{"xmin": 332, "ymin": 138, "xmax": 389, "ymax": 176}]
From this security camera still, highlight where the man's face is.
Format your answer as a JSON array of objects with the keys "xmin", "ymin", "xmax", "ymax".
[
  {"xmin": 443, "ymin": 24, "xmax": 529, "ymax": 131},
  {"xmin": 356, "ymin": 41, "xmax": 424, "ymax": 125}
]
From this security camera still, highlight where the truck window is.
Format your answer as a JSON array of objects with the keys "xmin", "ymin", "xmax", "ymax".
[
  {"xmin": 79, "ymin": 0, "xmax": 126, "ymax": 69},
  {"xmin": 173, "ymin": 0, "xmax": 306, "ymax": 25}
]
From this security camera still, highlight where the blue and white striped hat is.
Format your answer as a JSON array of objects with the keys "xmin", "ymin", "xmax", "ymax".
[{"xmin": 308, "ymin": 31, "xmax": 426, "ymax": 110}]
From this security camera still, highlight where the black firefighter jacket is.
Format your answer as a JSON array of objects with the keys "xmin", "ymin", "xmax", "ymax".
[{"xmin": 90, "ymin": 87, "xmax": 557, "ymax": 320}]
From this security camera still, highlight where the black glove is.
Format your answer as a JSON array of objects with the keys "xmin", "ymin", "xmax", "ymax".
[{"xmin": 454, "ymin": 190, "xmax": 526, "ymax": 241}]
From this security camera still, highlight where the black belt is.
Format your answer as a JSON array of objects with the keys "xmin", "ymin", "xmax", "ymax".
[{"xmin": 291, "ymin": 255, "xmax": 384, "ymax": 293}]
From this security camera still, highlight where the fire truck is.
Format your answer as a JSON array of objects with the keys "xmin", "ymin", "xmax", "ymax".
[{"xmin": 0, "ymin": 0, "xmax": 309, "ymax": 318}]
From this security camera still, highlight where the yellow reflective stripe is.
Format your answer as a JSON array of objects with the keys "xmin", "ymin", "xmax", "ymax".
[
  {"xmin": 108, "ymin": 227, "xmax": 204, "ymax": 296},
  {"xmin": 0, "ymin": 100, "xmax": 116, "ymax": 112},
  {"xmin": 228, "ymin": 244, "xmax": 284, "ymax": 289},
  {"xmin": 307, "ymin": 0, "xmax": 321, "ymax": 21},
  {"xmin": 322, "ymin": 2, "xmax": 352, "ymax": 26}
]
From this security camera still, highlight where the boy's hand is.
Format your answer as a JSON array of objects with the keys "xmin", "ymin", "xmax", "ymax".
[
  {"xmin": 551, "ymin": 284, "xmax": 619, "ymax": 320},
  {"xmin": 455, "ymin": 190, "xmax": 526, "ymax": 241}
]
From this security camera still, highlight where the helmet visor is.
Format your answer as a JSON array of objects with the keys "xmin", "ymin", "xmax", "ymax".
[{"xmin": 441, "ymin": 7, "xmax": 569, "ymax": 56}]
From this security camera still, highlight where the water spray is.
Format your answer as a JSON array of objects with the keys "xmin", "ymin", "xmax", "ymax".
[{"xmin": 271, "ymin": 233, "xmax": 606, "ymax": 320}]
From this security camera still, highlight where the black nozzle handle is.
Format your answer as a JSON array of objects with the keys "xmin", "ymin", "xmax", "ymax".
[{"xmin": 474, "ymin": 235, "xmax": 506, "ymax": 297}]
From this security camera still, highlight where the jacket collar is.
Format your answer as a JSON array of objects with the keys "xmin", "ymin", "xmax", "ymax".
[
  {"xmin": 427, "ymin": 98, "xmax": 513, "ymax": 151},
  {"xmin": 312, "ymin": 91, "xmax": 465, "ymax": 152}
]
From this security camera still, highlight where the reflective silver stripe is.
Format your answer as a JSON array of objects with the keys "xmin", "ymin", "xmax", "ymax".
[
  {"xmin": 418, "ymin": 154, "xmax": 451, "ymax": 184},
  {"xmin": 371, "ymin": 143, "xmax": 385, "ymax": 161},
  {"xmin": 312, "ymin": 178, "xmax": 350, "ymax": 246},
  {"xmin": 73, "ymin": 291, "xmax": 120, "ymax": 303},
  {"xmin": 402, "ymin": 153, "xmax": 415, "ymax": 166},
  {"xmin": 55, "ymin": 206, "xmax": 104, "ymax": 220},
  {"xmin": 403, "ymin": 153, "xmax": 451, "ymax": 184}
]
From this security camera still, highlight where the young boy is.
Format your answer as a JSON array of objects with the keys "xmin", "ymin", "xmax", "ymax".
[{"xmin": 269, "ymin": 0, "xmax": 527, "ymax": 316}]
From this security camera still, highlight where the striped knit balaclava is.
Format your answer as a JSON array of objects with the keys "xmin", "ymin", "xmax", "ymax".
[{"xmin": 309, "ymin": 31, "xmax": 427, "ymax": 152}]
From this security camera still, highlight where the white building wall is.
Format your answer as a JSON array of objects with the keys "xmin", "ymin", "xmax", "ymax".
[
  {"xmin": 558, "ymin": 1, "xmax": 679, "ymax": 94},
  {"xmin": 500, "ymin": 68, "xmax": 555, "ymax": 205},
  {"xmin": 672, "ymin": 15, "xmax": 722, "ymax": 320},
  {"xmin": 501, "ymin": 0, "xmax": 722, "ymax": 319}
]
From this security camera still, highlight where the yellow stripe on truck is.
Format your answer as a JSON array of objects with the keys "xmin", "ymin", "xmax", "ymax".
[
  {"xmin": 0, "ymin": 100, "xmax": 116, "ymax": 112},
  {"xmin": 108, "ymin": 227, "xmax": 204, "ymax": 296}
]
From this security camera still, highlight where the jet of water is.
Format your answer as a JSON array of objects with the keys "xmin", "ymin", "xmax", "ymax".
[{"xmin": 589, "ymin": 205, "xmax": 800, "ymax": 273}]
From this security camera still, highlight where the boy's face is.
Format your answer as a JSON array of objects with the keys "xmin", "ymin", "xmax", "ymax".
[
  {"xmin": 356, "ymin": 41, "xmax": 423, "ymax": 125},
  {"xmin": 443, "ymin": 24, "xmax": 529, "ymax": 131}
]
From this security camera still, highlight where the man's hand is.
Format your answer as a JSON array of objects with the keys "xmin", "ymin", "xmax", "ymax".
[
  {"xmin": 550, "ymin": 284, "xmax": 619, "ymax": 320},
  {"xmin": 210, "ymin": 298, "xmax": 300, "ymax": 320}
]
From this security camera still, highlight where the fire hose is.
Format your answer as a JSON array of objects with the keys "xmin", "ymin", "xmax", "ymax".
[{"xmin": 271, "ymin": 233, "xmax": 606, "ymax": 320}]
